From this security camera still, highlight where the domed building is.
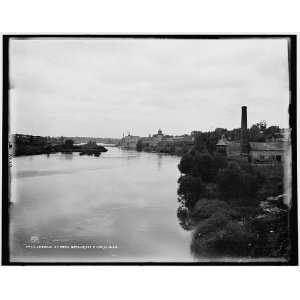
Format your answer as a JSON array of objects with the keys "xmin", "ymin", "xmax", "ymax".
[{"xmin": 152, "ymin": 128, "xmax": 164, "ymax": 144}]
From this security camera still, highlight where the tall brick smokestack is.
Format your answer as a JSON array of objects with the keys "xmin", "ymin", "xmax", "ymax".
[{"xmin": 241, "ymin": 106, "xmax": 248, "ymax": 155}]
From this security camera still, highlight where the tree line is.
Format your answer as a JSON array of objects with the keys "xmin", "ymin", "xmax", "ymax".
[
  {"xmin": 193, "ymin": 121, "xmax": 282, "ymax": 154},
  {"xmin": 177, "ymin": 144, "xmax": 288, "ymax": 259}
]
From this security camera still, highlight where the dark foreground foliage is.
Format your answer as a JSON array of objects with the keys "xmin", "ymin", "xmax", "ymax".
[{"xmin": 177, "ymin": 149, "xmax": 289, "ymax": 259}]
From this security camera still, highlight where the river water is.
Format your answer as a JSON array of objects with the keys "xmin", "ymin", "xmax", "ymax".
[{"xmin": 10, "ymin": 147, "xmax": 194, "ymax": 262}]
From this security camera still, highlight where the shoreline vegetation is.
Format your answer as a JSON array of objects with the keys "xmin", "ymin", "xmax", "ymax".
[
  {"xmin": 175, "ymin": 129, "xmax": 289, "ymax": 260},
  {"xmin": 10, "ymin": 135, "xmax": 108, "ymax": 157},
  {"xmin": 136, "ymin": 141, "xmax": 190, "ymax": 156}
]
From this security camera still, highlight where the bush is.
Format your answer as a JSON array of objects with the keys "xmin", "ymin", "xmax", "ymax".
[
  {"xmin": 191, "ymin": 215, "xmax": 254, "ymax": 257},
  {"xmin": 216, "ymin": 162, "xmax": 264, "ymax": 205},
  {"xmin": 256, "ymin": 166, "xmax": 284, "ymax": 201},
  {"xmin": 192, "ymin": 199, "xmax": 239, "ymax": 223},
  {"xmin": 211, "ymin": 221, "xmax": 255, "ymax": 257},
  {"xmin": 247, "ymin": 207, "xmax": 289, "ymax": 258},
  {"xmin": 177, "ymin": 205, "xmax": 194, "ymax": 231}
]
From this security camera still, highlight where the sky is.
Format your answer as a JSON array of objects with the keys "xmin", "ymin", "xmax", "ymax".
[{"xmin": 9, "ymin": 38, "xmax": 290, "ymax": 138}]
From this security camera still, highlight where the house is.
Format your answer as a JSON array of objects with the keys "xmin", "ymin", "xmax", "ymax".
[{"xmin": 249, "ymin": 142, "xmax": 288, "ymax": 164}]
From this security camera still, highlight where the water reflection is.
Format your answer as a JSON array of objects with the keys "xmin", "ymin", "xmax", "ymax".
[
  {"xmin": 157, "ymin": 154, "xmax": 162, "ymax": 170},
  {"xmin": 10, "ymin": 148, "xmax": 192, "ymax": 262},
  {"xmin": 60, "ymin": 153, "xmax": 74, "ymax": 160}
]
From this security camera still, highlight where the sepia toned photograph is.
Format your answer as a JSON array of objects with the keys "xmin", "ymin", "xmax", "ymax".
[{"xmin": 2, "ymin": 35, "xmax": 297, "ymax": 265}]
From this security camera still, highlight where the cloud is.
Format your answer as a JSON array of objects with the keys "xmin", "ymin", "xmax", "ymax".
[{"xmin": 9, "ymin": 38, "xmax": 289, "ymax": 137}]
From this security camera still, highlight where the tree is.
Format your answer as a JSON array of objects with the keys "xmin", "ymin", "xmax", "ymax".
[
  {"xmin": 193, "ymin": 130, "xmax": 227, "ymax": 154},
  {"xmin": 216, "ymin": 162, "xmax": 264, "ymax": 205},
  {"xmin": 249, "ymin": 124, "xmax": 265, "ymax": 142},
  {"xmin": 136, "ymin": 139, "xmax": 143, "ymax": 152},
  {"xmin": 194, "ymin": 132, "xmax": 208, "ymax": 152},
  {"xmin": 178, "ymin": 152, "xmax": 194, "ymax": 174},
  {"xmin": 226, "ymin": 128, "xmax": 241, "ymax": 142},
  {"xmin": 177, "ymin": 175, "xmax": 205, "ymax": 208},
  {"xmin": 265, "ymin": 125, "xmax": 281, "ymax": 140},
  {"xmin": 178, "ymin": 150, "xmax": 228, "ymax": 182},
  {"xmin": 258, "ymin": 120, "xmax": 267, "ymax": 131},
  {"xmin": 214, "ymin": 153, "xmax": 228, "ymax": 170},
  {"xmin": 192, "ymin": 152, "xmax": 216, "ymax": 181},
  {"xmin": 64, "ymin": 139, "xmax": 74, "ymax": 148}
]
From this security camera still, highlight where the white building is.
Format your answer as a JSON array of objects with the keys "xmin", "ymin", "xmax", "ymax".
[{"xmin": 121, "ymin": 134, "xmax": 140, "ymax": 150}]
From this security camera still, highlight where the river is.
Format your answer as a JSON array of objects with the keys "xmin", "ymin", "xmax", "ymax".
[{"xmin": 9, "ymin": 147, "xmax": 194, "ymax": 262}]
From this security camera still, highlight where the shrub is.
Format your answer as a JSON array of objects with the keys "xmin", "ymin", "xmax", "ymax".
[
  {"xmin": 212, "ymin": 221, "xmax": 255, "ymax": 256},
  {"xmin": 191, "ymin": 215, "xmax": 254, "ymax": 257},
  {"xmin": 247, "ymin": 207, "xmax": 289, "ymax": 258},
  {"xmin": 177, "ymin": 205, "xmax": 194, "ymax": 231},
  {"xmin": 192, "ymin": 199, "xmax": 239, "ymax": 223},
  {"xmin": 216, "ymin": 162, "xmax": 264, "ymax": 205}
]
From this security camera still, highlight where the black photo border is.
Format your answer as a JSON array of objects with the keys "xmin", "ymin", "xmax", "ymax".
[{"xmin": 2, "ymin": 34, "xmax": 298, "ymax": 266}]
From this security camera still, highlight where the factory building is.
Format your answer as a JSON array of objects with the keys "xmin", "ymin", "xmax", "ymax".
[{"xmin": 216, "ymin": 106, "xmax": 289, "ymax": 164}]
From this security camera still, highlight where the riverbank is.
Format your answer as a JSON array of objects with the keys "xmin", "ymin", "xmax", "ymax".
[
  {"xmin": 12, "ymin": 143, "xmax": 108, "ymax": 157},
  {"xmin": 176, "ymin": 149, "xmax": 289, "ymax": 260},
  {"xmin": 136, "ymin": 142, "xmax": 193, "ymax": 156},
  {"xmin": 10, "ymin": 134, "xmax": 114, "ymax": 157}
]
